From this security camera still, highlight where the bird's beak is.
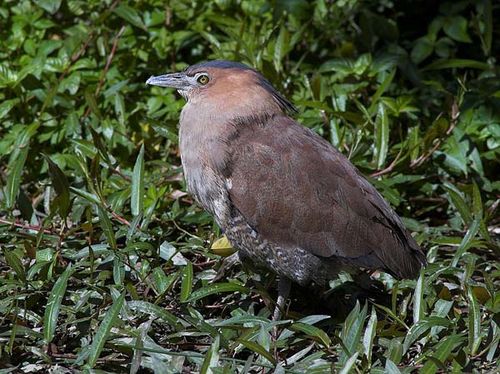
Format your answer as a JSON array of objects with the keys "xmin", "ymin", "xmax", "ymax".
[{"xmin": 146, "ymin": 73, "xmax": 190, "ymax": 89}]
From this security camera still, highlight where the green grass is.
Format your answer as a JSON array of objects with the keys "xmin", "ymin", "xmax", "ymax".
[{"xmin": 0, "ymin": 0, "xmax": 499, "ymax": 372}]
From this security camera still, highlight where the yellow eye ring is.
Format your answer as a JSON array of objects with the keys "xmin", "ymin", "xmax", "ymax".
[{"xmin": 197, "ymin": 74, "xmax": 209, "ymax": 85}]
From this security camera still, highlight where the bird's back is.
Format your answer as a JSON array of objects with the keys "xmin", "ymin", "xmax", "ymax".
[{"xmin": 220, "ymin": 113, "xmax": 426, "ymax": 282}]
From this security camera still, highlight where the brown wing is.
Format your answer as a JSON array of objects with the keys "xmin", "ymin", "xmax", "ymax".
[{"xmin": 225, "ymin": 114, "xmax": 426, "ymax": 279}]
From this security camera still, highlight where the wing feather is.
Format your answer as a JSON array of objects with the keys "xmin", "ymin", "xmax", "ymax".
[{"xmin": 225, "ymin": 114, "xmax": 426, "ymax": 279}]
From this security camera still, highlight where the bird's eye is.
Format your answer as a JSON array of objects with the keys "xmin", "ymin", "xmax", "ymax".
[{"xmin": 197, "ymin": 74, "xmax": 209, "ymax": 85}]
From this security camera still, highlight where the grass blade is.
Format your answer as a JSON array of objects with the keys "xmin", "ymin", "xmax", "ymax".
[
  {"xmin": 451, "ymin": 218, "xmax": 480, "ymax": 267},
  {"xmin": 444, "ymin": 184, "xmax": 473, "ymax": 225},
  {"xmin": 467, "ymin": 287, "xmax": 482, "ymax": 355},
  {"xmin": 338, "ymin": 352, "xmax": 358, "ymax": 374},
  {"xmin": 44, "ymin": 264, "xmax": 72, "ymax": 343},
  {"xmin": 273, "ymin": 26, "xmax": 287, "ymax": 73},
  {"xmin": 5, "ymin": 143, "xmax": 29, "ymax": 209},
  {"xmin": 362, "ymin": 307, "xmax": 377, "ymax": 363},
  {"xmin": 131, "ymin": 144, "xmax": 144, "ymax": 216},
  {"xmin": 369, "ymin": 68, "xmax": 396, "ymax": 113},
  {"xmin": 128, "ymin": 300, "xmax": 182, "ymax": 330},
  {"xmin": 340, "ymin": 302, "xmax": 367, "ymax": 364},
  {"xmin": 385, "ymin": 359, "xmax": 402, "ymax": 374},
  {"xmin": 97, "ymin": 204, "xmax": 117, "ymax": 250},
  {"xmin": 200, "ymin": 335, "xmax": 220, "ymax": 374},
  {"xmin": 4, "ymin": 250, "xmax": 26, "ymax": 283},
  {"xmin": 481, "ymin": 0, "xmax": 492, "ymax": 55},
  {"xmin": 238, "ymin": 339, "xmax": 276, "ymax": 365},
  {"xmin": 86, "ymin": 293, "xmax": 125, "ymax": 368},
  {"xmin": 413, "ymin": 270, "xmax": 425, "ymax": 324},
  {"xmin": 180, "ymin": 261, "xmax": 193, "ymax": 302},
  {"xmin": 113, "ymin": 4, "xmax": 146, "ymax": 30},
  {"xmin": 422, "ymin": 58, "xmax": 491, "ymax": 71},
  {"xmin": 186, "ymin": 282, "xmax": 249, "ymax": 303},
  {"xmin": 403, "ymin": 317, "xmax": 451, "ymax": 353},
  {"xmin": 289, "ymin": 322, "xmax": 331, "ymax": 347},
  {"xmin": 43, "ymin": 154, "xmax": 71, "ymax": 220},
  {"xmin": 70, "ymin": 187, "xmax": 100, "ymax": 205},
  {"xmin": 113, "ymin": 254, "xmax": 124, "ymax": 285},
  {"xmin": 420, "ymin": 334, "xmax": 464, "ymax": 374},
  {"xmin": 374, "ymin": 103, "xmax": 389, "ymax": 169}
]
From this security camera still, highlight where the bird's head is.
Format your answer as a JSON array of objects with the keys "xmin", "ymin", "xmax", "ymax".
[{"xmin": 146, "ymin": 60, "xmax": 295, "ymax": 117}]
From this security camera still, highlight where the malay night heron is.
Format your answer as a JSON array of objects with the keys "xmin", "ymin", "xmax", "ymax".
[{"xmin": 146, "ymin": 60, "xmax": 426, "ymax": 320}]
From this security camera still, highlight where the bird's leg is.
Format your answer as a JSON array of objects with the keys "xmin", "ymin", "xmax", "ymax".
[
  {"xmin": 273, "ymin": 277, "xmax": 292, "ymax": 322},
  {"xmin": 212, "ymin": 251, "xmax": 241, "ymax": 283},
  {"xmin": 272, "ymin": 277, "xmax": 291, "ymax": 321},
  {"xmin": 271, "ymin": 277, "xmax": 291, "ymax": 359}
]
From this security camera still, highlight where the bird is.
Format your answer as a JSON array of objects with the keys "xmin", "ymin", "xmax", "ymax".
[{"xmin": 146, "ymin": 60, "xmax": 426, "ymax": 320}]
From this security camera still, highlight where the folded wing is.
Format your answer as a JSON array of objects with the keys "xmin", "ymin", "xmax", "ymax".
[{"xmin": 226, "ymin": 114, "xmax": 426, "ymax": 279}]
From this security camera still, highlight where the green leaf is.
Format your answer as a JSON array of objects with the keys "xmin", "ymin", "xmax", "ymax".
[
  {"xmin": 186, "ymin": 282, "xmax": 249, "ymax": 303},
  {"xmin": 385, "ymin": 359, "xmax": 402, "ymax": 374},
  {"xmin": 444, "ymin": 184, "xmax": 473, "ymax": 225},
  {"xmin": 273, "ymin": 26, "xmax": 288, "ymax": 73},
  {"xmin": 113, "ymin": 5, "xmax": 146, "ymax": 30},
  {"xmin": 386, "ymin": 338, "xmax": 404, "ymax": 365},
  {"xmin": 180, "ymin": 262, "xmax": 193, "ymax": 302},
  {"xmin": 369, "ymin": 68, "xmax": 396, "ymax": 112},
  {"xmin": 0, "ymin": 98, "xmax": 19, "ymax": 119},
  {"xmin": 216, "ymin": 313, "xmax": 280, "ymax": 327},
  {"xmin": 440, "ymin": 132, "xmax": 468, "ymax": 174},
  {"xmin": 467, "ymin": 286, "xmax": 482, "ymax": 355},
  {"xmin": 5, "ymin": 143, "xmax": 29, "ymax": 209},
  {"xmin": 443, "ymin": 16, "xmax": 471, "ymax": 43},
  {"xmin": 420, "ymin": 334, "xmax": 464, "ymax": 374},
  {"xmin": 43, "ymin": 154, "xmax": 71, "ymax": 220},
  {"xmin": 86, "ymin": 293, "xmax": 125, "ymax": 368},
  {"xmin": 183, "ymin": 312, "xmax": 221, "ymax": 340},
  {"xmin": 374, "ymin": 103, "xmax": 389, "ymax": 169},
  {"xmin": 237, "ymin": 339, "xmax": 276, "ymax": 365},
  {"xmin": 70, "ymin": 187, "xmax": 101, "ymax": 205},
  {"xmin": 411, "ymin": 36, "xmax": 434, "ymax": 64},
  {"xmin": 113, "ymin": 255, "xmax": 124, "ymax": 285},
  {"xmin": 150, "ymin": 267, "xmax": 176, "ymax": 294},
  {"xmin": 451, "ymin": 218, "xmax": 481, "ymax": 267},
  {"xmin": 480, "ymin": 0, "xmax": 492, "ymax": 55},
  {"xmin": 338, "ymin": 352, "xmax": 358, "ymax": 374},
  {"xmin": 159, "ymin": 241, "xmax": 187, "ymax": 266},
  {"xmin": 362, "ymin": 307, "xmax": 377, "ymax": 363},
  {"xmin": 200, "ymin": 335, "xmax": 220, "ymax": 374},
  {"xmin": 44, "ymin": 265, "xmax": 72, "ymax": 343},
  {"xmin": 114, "ymin": 94, "xmax": 126, "ymax": 125},
  {"xmin": 84, "ymin": 88, "xmax": 102, "ymax": 118},
  {"xmin": 34, "ymin": 0, "xmax": 62, "ymax": 14},
  {"xmin": 5, "ymin": 250, "xmax": 26, "ymax": 283},
  {"xmin": 131, "ymin": 145, "xmax": 144, "ymax": 216},
  {"xmin": 59, "ymin": 72, "xmax": 81, "ymax": 95},
  {"xmin": 422, "ymin": 58, "xmax": 490, "ymax": 71},
  {"xmin": 289, "ymin": 322, "xmax": 331, "ymax": 347},
  {"xmin": 339, "ymin": 302, "xmax": 367, "ymax": 364},
  {"xmin": 128, "ymin": 300, "xmax": 182, "ymax": 330},
  {"xmin": 471, "ymin": 182, "xmax": 483, "ymax": 219},
  {"xmin": 403, "ymin": 317, "xmax": 451, "ymax": 353},
  {"xmin": 88, "ymin": 127, "xmax": 110, "ymax": 164},
  {"xmin": 199, "ymin": 31, "xmax": 221, "ymax": 50},
  {"xmin": 413, "ymin": 270, "xmax": 425, "ymax": 324},
  {"xmin": 97, "ymin": 205, "xmax": 117, "ymax": 250}
]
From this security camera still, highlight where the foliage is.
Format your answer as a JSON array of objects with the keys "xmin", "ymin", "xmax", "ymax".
[{"xmin": 0, "ymin": 0, "xmax": 499, "ymax": 372}]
